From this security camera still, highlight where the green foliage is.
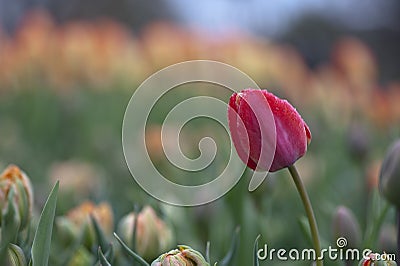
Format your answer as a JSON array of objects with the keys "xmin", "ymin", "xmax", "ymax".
[
  {"xmin": 0, "ymin": 87, "xmax": 399, "ymax": 265},
  {"xmin": 98, "ymin": 247, "xmax": 112, "ymax": 266},
  {"xmin": 0, "ymin": 188, "xmax": 21, "ymax": 264},
  {"xmin": 8, "ymin": 244, "xmax": 27, "ymax": 266},
  {"xmin": 253, "ymin": 235, "xmax": 260, "ymax": 266},
  {"xmin": 31, "ymin": 181, "xmax": 59, "ymax": 266},
  {"xmin": 114, "ymin": 233, "xmax": 150, "ymax": 266},
  {"xmin": 218, "ymin": 227, "xmax": 240, "ymax": 266}
]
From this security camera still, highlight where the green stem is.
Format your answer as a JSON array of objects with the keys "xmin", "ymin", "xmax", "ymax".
[
  {"xmin": 288, "ymin": 165, "xmax": 323, "ymax": 266},
  {"xmin": 397, "ymin": 209, "xmax": 400, "ymax": 261},
  {"xmin": 364, "ymin": 202, "xmax": 390, "ymax": 249}
]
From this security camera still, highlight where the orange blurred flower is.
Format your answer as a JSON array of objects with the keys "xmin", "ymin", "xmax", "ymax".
[{"xmin": 0, "ymin": 165, "xmax": 33, "ymax": 229}]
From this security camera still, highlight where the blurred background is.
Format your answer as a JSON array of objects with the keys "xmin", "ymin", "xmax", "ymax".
[{"xmin": 0, "ymin": 1, "xmax": 400, "ymax": 265}]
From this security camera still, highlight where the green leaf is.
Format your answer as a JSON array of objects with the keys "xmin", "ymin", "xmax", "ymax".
[
  {"xmin": 298, "ymin": 216, "xmax": 313, "ymax": 247},
  {"xmin": 1, "ymin": 187, "xmax": 21, "ymax": 243},
  {"xmin": 253, "ymin": 235, "xmax": 260, "ymax": 266},
  {"xmin": 218, "ymin": 227, "xmax": 240, "ymax": 266},
  {"xmin": 31, "ymin": 181, "xmax": 59, "ymax": 266},
  {"xmin": 90, "ymin": 214, "xmax": 109, "ymax": 252},
  {"xmin": 98, "ymin": 247, "xmax": 111, "ymax": 266},
  {"xmin": 205, "ymin": 241, "xmax": 211, "ymax": 264},
  {"xmin": 8, "ymin": 244, "xmax": 27, "ymax": 266},
  {"xmin": 0, "ymin": 187, "xmax": 21, "ymax": 264},
  {"xmin": 20, "ymin": 220, "xmax": 33, "ymax": 249},
  {"xmin": 365, "ymin": 203, "xmax": 390, "ymax": 248},
  {"xmin": 67, "ymin": 246, "xmax": 94, "ymax": 266},
  {"xmin": 104, "ymin": 243, "xmax": 114, "ymax": 262},
  {"xmin": 131, "ymin": 204, "xmax": 140, "ymax": 252},
  {"xmin": 113, "ymin": 232, "xmax": 149, "ymax": 266},
  {"xmin": 15, "ymin": 178, "xmax": 29, "ymax": 229}
]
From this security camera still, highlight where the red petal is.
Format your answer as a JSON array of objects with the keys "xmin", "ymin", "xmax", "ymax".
[
  {"xmin": 262, "ymin": 91, "xmax": 310, "ymax": 172},
  {"xmin": 228, "ymin": 93, "xmax": 258, "ymax": 170}
]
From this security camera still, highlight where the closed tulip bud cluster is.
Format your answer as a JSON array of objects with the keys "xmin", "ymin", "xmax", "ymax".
[
  {"xmin": 151, "ymin": 245, "xmax": 209, "ymax": 266},
  {"xmin": 358, "ymin": 254, "xmax": 397, "ymax": 266},
  {"xmin": 118, "ymin": 206, "xmax": 174, "ymax": 261},
  {"xmin": 379, "ymin": 140, "xmax": 400, "ymax": 208},
  {"xmin": 0, "ymin": 165, "xmax": 33, "ymax": 229},
  {"xmin": 332, "ymin": 206, "xmax": 362, "ymax": 249}
]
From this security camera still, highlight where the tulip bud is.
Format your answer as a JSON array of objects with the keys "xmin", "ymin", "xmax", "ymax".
[
  {"xmin": 366, "ymin": 160, "xmax": 381, "ymax": 191},
  {"xmin": 358, "ymin": 253, "xmax": 397, "ymax": 266},
  {"xmin": 151, "ymin": 245, "xmax": 209, "ymax": 266},
  {"xmin": 379, "ymin": 140, "xmax": 400, "ymax": 207},
  {"xmin": 228, "ymin": 89, "xmax": 311, "ymax": 172},
  {"xmin": 0, "ymin": 165, "xmax": 33, "ymax": 229},
  {"xmin": 118, "ymin": 206, "xmax": 174, "ymax": 261},
  {"xmin": 347, "ymin": 122, "xmax": 370, "ymax": 162},
  {"xmin": 67, "ymin": 246, "xmax": 93, "ymax": 266},
  {"xmin": 378, "ymin": 224, "xmax": 397, "ymax": 254},
  {"xmin": 57, "ymin": 201, "xmax": 113, "ymax": 248},
  {"xmin": 332, "ymin": 206, "xmax": 361, "ymax": 248},
  {"xmin": 55, "ymin": 216, "xmax": 77, "ymax": 245}
]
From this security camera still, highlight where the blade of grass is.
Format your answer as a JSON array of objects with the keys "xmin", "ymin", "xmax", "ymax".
[
  {"xmin": 15, "ymin": 179, "xmax": 29, "ymax": 229},
  {"xmin": 205, "ymin": 241, "xmax": 211, "ymax": 264},
  {"xmin": 113, "ymin": 232, "xmax": 149, "ymax": 266},
  {"xmin": 298, "ymin": 216, "xmax": 313, "ymax": 247},
  {"xmin": 0, "ymin": 188, "xmax": 21, "ymax": 264},
  {"xmin": 218, "ymin": 227, "xmax": 240, "ymax": 266},
  {"xmin": 104, "ymin": 243, "xmax": 114, "ymax": 262},
  {"xmin": 98, "ymin": 247, "xmax": 111, "ymax": 266},
  {"xmin": 253, "ymin": 235, "xmax": 261, "ymax": 266},
  {"xmin": 131, "ymin": 204, "xmax": 140, "ymax": 252},
  {"xmin": 91, "ymin": 215, "xmax": 109, "ymax": 252},
  {"xmin": 31, "ymin": 181, "xmax": 59, "ymax": 266}
]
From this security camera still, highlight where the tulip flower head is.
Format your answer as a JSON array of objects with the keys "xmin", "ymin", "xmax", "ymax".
[
  {"xmin": 228, "ymin": 89, "xmax": 311, "ymax": 172},
  {"xmin": 379, "ymin": 140, "xmax": 400, "ymax": 208},
  {"xmin": 151, "ymin": 245, "xmax": 209, "ymax": 266},
  {"xmin": 117, "ymin": 206, "xmax": 174, "ymax": 261},
  {"xmin": 56, "ymin": 201, "xmax": 114, "ymax": 248},
  {"xmin": 358, "ymin": 253, "xmax": 397, "ymax": 266},
  {"xmin": 0, "ymin": 165, "xmax": 33, "ymax": 229},
  {"xmin": 332, "ymin": 206, "xmax": 361, "ymax": 248}
]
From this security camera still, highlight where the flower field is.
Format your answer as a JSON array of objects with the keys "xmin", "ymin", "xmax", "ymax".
[{"xmin": 0, "ymin": 10, "xmax": 399, "ymax": 266}]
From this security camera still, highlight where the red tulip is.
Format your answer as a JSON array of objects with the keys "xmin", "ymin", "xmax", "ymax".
[{"xmin": 228, "ymin": 89, "xmax": 311, "ymax": 172}]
